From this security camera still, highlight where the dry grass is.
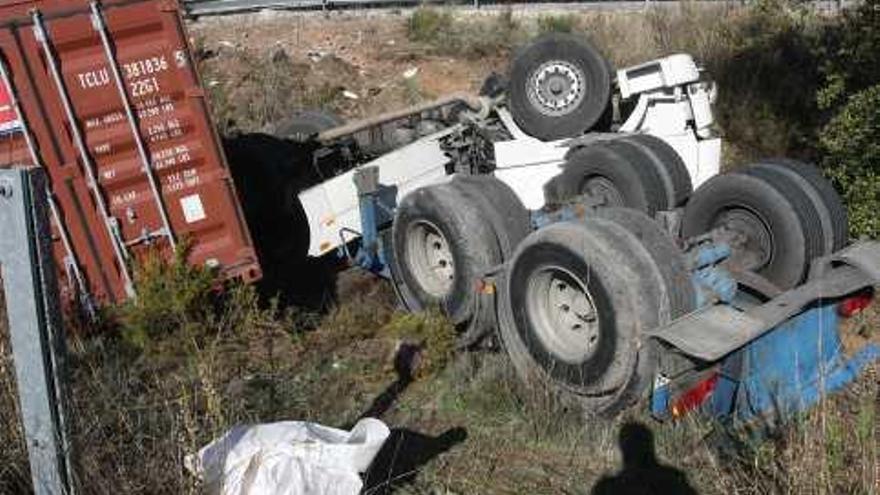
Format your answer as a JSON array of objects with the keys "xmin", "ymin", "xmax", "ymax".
[{"xmin": 2, "ymin": 274, "xmax": 877, "ymax": 494}]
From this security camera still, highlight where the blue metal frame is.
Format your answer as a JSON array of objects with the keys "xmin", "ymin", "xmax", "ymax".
[
  {"xmin": 718, "ymin": 302, "xmax": 880, "ymax": 424},
  {"xmin": 651, "ymin": 301, "xmax": 880, "ymax": 424}
]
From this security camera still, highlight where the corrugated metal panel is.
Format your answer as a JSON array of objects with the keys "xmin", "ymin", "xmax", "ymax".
[{"xmin": 0, "ymin": 0, "xmax": 261, "ymax": 306}]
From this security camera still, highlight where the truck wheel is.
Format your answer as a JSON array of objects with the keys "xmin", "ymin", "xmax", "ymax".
[
  {"xmin": 742, "ymin": 164, "xmax": 829, "ymax": 260},
  {"xmin": 497, "ymin": 218, "xmax": 672, "ymax": 416},
  {"xmin": 681, "ymin": 172, "xmax": 809, "ymax": 289},
  {"xmin": 593, "ymin": 208, "xmax": 696, "ymax": 318},
  {"xmin": 602, "ymin": 140, "xmax": 677, "ymax": 211},
  {"xmin": 449, "ymin": 175, "xmax": 531, "ymax": 258},
  {"xmin": 622, "ymin": 134, "xmax": 693, "ymax": 207},
  {"xmin": 274, "ymin": 109, "xmax": 342, "ymax": 142},
  {"xmin": 544, "ymin": 144, "xmax": 667, "ymax": 215},
  {"xmin": 755, "ymin": 158, "xmax": 848, "ymax": 250},
  {"xmin": 509, "ymin": 33, "xmax": 612, "ymax": 141},
  {"xmin": 391, "ymin": 183, "xmax": 501, "ymax": 325}
]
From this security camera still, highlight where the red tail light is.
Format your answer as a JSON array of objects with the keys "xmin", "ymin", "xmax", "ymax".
[
  {"xmin": 671, "ymin": 373, "xmax": 719, "ymax": 419},
  {"xmin": 838, "ymin": 289, "xmax": 874, "ymax": 318}
]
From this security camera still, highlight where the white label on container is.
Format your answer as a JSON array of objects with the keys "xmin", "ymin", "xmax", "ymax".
[{"xmin": 180, "ymin": 194, "xmax": 206, "ymax": 224}]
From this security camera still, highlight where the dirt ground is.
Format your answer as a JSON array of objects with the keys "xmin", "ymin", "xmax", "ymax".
[{"xmin": 188, "ymin": 10, "xmax": 510, "ymax": 128}]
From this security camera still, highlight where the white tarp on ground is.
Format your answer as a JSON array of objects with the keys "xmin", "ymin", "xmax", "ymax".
[{"xmin": 185, "ymin": 418, "xmax": 391, "ymax": 495}]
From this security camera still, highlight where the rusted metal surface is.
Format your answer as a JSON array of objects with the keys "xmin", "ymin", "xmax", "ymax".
[{"xmin": 0, "ymin": 0, "xmax": 261, "ymax": 306}]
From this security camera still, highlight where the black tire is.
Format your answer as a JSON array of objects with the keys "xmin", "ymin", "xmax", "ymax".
[
  {"xmin": 593, "ymin": 208, "xmax": 696, "ymax": 319},
  {"xmin": 743, "ymin": 163, "xmax": 831, "ymax": 258},
  {"xmin": 622, "ymin": 134, "xmax": 693, "ymax": 207},
  {"xmin": 681, "ymin": 173, "xmax": 808, "ymax": 290},
  {"xmin": 545, "ymin": 144, "xmax": 667, "ymax": 215},
  {"xmin": 509, "ymin": 33, "xmax": 612, "ymax": 141},
  {"xmin": 497, "ymin": 219, "xmax": 671, "ymax": 416},
  {"xmin": 274, "ymin": 109, "xmax": 342, "ymax": 142},
  {"xmin": 603, "ymin": 139, "xmax": 677, "ymax": 211},
  {"xmin": 449, "ymin": 175, "xmax": 531, "ymax": 259},
  {"xmin": 755, "ymin": 158, "xmax": 848, "ymax": 250},
  {"xmin": 390, "ymin": 183, "xmax": 501, "ymax": 325}
]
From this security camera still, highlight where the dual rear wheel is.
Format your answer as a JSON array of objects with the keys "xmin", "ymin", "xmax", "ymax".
[
  {"xmin": 498, "ymin": 208, "xmax": 694, "ymax": 415},
  {"xmin": 681, "ymin": 159, "xmax": 847, "ymax": 290},
  {"xmin": 388, "ymin": 176, "xmax": 530, "ymax": 338},
  {"xmin": 544, "ymin": 134, "xmax": 693, "ymax": 214}
]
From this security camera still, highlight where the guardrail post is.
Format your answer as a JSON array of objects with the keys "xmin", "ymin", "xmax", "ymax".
[{"xmin": 1, "ymin": 167, "xmax": 76, "ymax": 495}]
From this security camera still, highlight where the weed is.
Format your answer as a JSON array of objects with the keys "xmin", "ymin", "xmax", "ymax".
[
  {"xmin": 406, "ymin": 7, "xmax": 524, "ymax": 59},
  {"xmin": 536, "ymin": 13, "xmax": 580, "ymax": 34},
  {"xmin": 383, "ymin": 310, "xmax": 455, "ymax": 378},
  {"xmin": 407, "ymin": 8, "xmax": 454, "ymax": 45},
  {"xmin": 117, "ymin": 244, "xmax": 217, "ymax": 350}
]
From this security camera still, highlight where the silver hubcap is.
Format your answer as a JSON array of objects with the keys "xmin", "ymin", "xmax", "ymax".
[
  {"xmin": 715, "ymin": 208, "xmax": 773, "ymax": 272},
  {"xmin": 406, "ymin": 221, "xmax": 455, "ymax": 298},
  {"xmin": 527, "ymin": 60, "xmax": 586, "ymax": 116},
  {"xmin": 581, "ymin": 176, "xmax": 624, "ymax": 207},
  {"xmin": 526, "ymin": 266, "xmax": 600, "ymax": 364}
]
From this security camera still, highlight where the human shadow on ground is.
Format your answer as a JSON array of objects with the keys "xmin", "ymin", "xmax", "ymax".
[
  {"xmin": 355, "ymin": 342, "xmax": 422, "ymax": 423},
  {"xmin": 362, "ymin": 427, "xmax": 468, "ymax": 494},
  {"xmin": 591, "ymin": 422, "xmax": 698, "ymax": 495},
  {"xmin": 352, "ymin": 343, "xmax": 467, "ymax": 494}
]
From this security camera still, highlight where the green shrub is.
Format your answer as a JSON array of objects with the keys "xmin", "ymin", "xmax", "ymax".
[
  {"xmin": 536, "ymin": 14, "xmax": 579, "ymax": 34},
  {"xmin": 407, "ymin": 8, "xmax": 455, "ymax": 45},
  {"xmin": 406, "ymin": 8, "xmax": 523, "ymax": 58},
  {"xmin": 383, "ymin": 310, "xmax": 455, "ymax": 377},
  {"xmin": 819, "ymin": 83, "xmax": 880, "ymax": 239},
  {"xmin": 118, "ymin": 245, "xmax": 217, "ymax": 348},
  {"xmin": 815, "ymin": 0, "xmax": 880, "ymax": 110}
]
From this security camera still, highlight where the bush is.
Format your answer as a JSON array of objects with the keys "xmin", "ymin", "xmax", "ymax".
[
  {"xmin": 813, "ymin": 0, "xmax": 880, "ymax": 239},
  {"xmin": 815, "ymin": 0, "xmax": 880, "ymax": 111},
  {"xmin": 536, "ymin": 14, "xmax": 579, "ymax": 34},
  {"xmin": 118, "ymin": 246, "xmax": 217, "ymax": 349},
  {"xmin": 406, "ymin": 8, "xmax": 523, "ymax": 58},
  {"xmin": 819, "ymin": 83, "xmax": 880, "ymax": 239},
  {"xmin": 407, "ymin": 8, "xmax": 455, "ymax": 45}
]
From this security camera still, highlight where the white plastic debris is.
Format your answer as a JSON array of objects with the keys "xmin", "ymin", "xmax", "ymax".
[
  {"xmin": 186, "ymin": 418, "xmax": 391, "ymax": 495},
  {"xmin": 403, "ymin": 67, "xmax": 419, "ymax": 79},
  {"xmin": 342, "ymin": 90, "xmax": 360, "ymax": 100}
]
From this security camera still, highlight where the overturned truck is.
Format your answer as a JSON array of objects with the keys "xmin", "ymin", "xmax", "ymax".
[{"xmin": 297, "ymin": 33, "xmax": 880, "ymax": 423}]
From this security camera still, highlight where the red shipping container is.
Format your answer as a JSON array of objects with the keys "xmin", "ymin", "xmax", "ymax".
[{"xmin": 0, "ymin": 0, "xmax": 261, "ymax": 307}]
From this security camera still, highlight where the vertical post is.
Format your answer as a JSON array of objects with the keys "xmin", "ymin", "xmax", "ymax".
[
  {"xmin": 1, "ymin": 167, "xmax": 76, "ymax": 495},
  {"xmin": 353, "ymin": 166, "xmax": 386, "ymax": 274}
]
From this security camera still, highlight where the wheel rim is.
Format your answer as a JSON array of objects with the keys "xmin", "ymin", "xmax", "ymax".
[
  {"xmin": 714, "ymin": 207, "xmax": 774, "ymax": 272},
  {"xmin": 527, "ymin": 60, "xmax": 587, "ymax": 117},
  {"xmin": 405, "ymin": 220, "xmax": 455, "ymax": 298},
  {"xmin": 580, "ymin": 176, "xmax": 624, "ymax": 207},
  {"xmin": 525, "ymin": 265, "xmax": 601, "ymax": 364}
]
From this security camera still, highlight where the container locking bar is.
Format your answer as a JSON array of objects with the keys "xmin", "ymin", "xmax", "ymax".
[
  {"xmin": 32, "ymin": 9, "xmax": 136, "ymax": 298},
  {"xmin": 89, "ymin": 1, "xmax": 177, "ymax": 251},
  {"xmin": 0, "ymin": 57, "xmax": 94, "ymax": 314}
]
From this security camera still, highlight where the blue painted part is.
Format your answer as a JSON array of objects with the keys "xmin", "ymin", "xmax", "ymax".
[
  {"xmin": 690, "ymin": 243, "xmax": 732, "ymax": 269},
  {"xmin": 722, "ymin": 303, "xmax": 880, "ymax": 424},
  {"xmin": 651, "ymin": 379, "xmax": 670, "ymax": 420},
  {"xmin": 354, "ymin": 193, "xmax": 388, "ymax": 276},
  {"xmin": 530, "ymin": 206, "xmax": 585, "ymax": 230},
  {"xmin": 692, "ymin": 265, "xmax": 737, "ymax": 307},
  {"xmin": 710, "ymin": 373, "xmax": 739, "ymax": 418}
]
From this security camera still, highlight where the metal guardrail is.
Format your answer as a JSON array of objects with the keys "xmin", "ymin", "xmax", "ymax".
[
  {"xmin": 183, "ymin": 0, "xmax": 851, "ymax": 17},
  {"xmin": 183, "ymin": 0, "xmax": 671, "ymax": 16}
]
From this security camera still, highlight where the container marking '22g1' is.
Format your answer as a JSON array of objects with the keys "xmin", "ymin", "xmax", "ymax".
[{"xmin": 0, "ymin": 0, "xmax": 261, "ymax": 308}]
